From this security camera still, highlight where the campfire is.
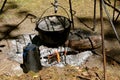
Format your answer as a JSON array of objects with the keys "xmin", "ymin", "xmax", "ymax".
[
  {"xmin": 6, "ymin": 4, "xmax": 101, "ymax": 72},
  {"xmin": 4, "ymin": 0, "xmax": 102, "ymax": 73},
  {"xmin": 39, "ymin": 45, "xmax": 93, "ymax": 67},
  {"xmin": 8, "ymin": 29, "xmax": 101, "ymax": 73}
]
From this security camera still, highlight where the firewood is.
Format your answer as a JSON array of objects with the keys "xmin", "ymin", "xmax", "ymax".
[{"xmin": 65, "ymin": 35, "xmax": 101, "ymax": 51}]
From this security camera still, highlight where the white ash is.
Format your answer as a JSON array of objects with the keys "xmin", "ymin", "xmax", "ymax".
[
  {"xmin": 8, "ymin": 34, "xmax": 36, "ymax": 64},
  {"xmin": 7, "ymin": 34, "xmax": 93, "ymax": 67},
  {"xmin": 57, "ymin": 51, "xmax": 93, "ymax": 67},
  {"xmin": 39, "ymin": 45, "xmax": 72, "ymax": 57},
  {"xmin": 38, "ymin": 16, "xmax": 70, "ymax": 31},
  {"xmin": 39, "ymin": 45, "xmax": 93, "ymax": 67},
  {"xmin": 65, "ymin": 51, "xmax": 93, "ymax": 66},
  {"xmin": 8, "ymin": 40, "xmax": 24, "ymax": 64}
]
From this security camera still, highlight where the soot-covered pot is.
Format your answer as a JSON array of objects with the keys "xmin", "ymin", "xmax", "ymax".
[{"xmin": 35, "ymin": 15, "xmax": 71, "ymax": 47}]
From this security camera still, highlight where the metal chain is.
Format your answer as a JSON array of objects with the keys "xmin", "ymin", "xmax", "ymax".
[{"xmin": 54, "ymin": 0, "xmax": 58, "ymax": 13}]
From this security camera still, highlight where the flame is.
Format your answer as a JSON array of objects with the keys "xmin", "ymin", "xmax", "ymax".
[{"xmin": 55, "ymin": 50, "xmax": 61, "ymax": 63}]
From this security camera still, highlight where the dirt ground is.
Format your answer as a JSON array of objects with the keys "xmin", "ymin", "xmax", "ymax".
[{"xmin": 0, "ymin": 0, "xmax": 120, "ymax": 80}]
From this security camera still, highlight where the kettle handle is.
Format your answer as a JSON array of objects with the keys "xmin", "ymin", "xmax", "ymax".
[{"xmin": 37, "ymin": 4, "xmax": 71, "ymax": 23}]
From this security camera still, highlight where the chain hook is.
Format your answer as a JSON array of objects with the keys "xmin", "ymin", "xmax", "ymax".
[{"xmin": 54, "ymin": 0, "xmax": 58, "ymax": 13}]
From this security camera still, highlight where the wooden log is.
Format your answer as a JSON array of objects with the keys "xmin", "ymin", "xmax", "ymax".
[{"xmin": 65, "ymin": 35, "xmax": 101, "ymax": 51}]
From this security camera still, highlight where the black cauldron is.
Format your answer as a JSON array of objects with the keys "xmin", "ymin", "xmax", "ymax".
[{"xmin": 35, "ymin": 15, "xmax": 71, "ymax": 47}]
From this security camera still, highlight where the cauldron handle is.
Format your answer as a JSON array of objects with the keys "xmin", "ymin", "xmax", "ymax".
[{"xmin": 37, "ymin": 4, "xmax": 71, "ymax": 23}]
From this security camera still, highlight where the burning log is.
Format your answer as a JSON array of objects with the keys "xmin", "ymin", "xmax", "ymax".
[
  {"xmin": 66, "ymin": 35, "xmax": 101, "ymax": 51},
  {"xmin": 47, "ymin": 50, "xmax": 61, "ymax": 63},
  {"xmin": 47, "ymin": 50, "xmax": 68, "ymax": 64},
  {"xmin": 55, "ymin": 50, "xmax": 61, "ymax": 63}
]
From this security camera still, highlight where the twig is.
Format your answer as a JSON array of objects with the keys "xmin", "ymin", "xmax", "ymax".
[
  {"xmin": 76, "ymin": 76, "xmax": 90, "ymax": 80},
  {"xmin": 103, "ymin": 0, "xmax": 120, "ymax": 45},
  {"xmin": 100, "ymin": 0, "xmax": 107, "ymax": 80},
  {"xmin": 0, "ymin": 0, "xmax": 7, "ymax": 14},
  {"xmin": 112, "ymin": 0, "xmax": 117, "ymax": 22},
  {"xmin": 104, "ymin": 1, "xmax": 120, "ymax": 13},
  {"xmin": 93, "ymin": 0, "xmax": 97, "ymax": 31},
  {"xmin": 95, "ymin": 72, "xmax": 102, "ymax": 80},
  {"xmin": 114, "ymin": 13, "xmax": 120, "ymax": 23},
  {"xmin": 69, "ymin": 0, "xmax": 74, "ymax": 29}
]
